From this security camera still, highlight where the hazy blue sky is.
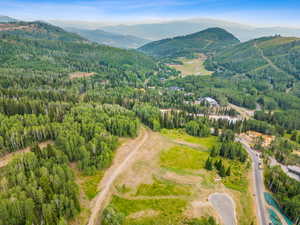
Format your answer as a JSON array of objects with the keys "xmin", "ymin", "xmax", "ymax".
[{"xmin": 1, "ymin": 0, "xmax": 300, "ymax": 27}]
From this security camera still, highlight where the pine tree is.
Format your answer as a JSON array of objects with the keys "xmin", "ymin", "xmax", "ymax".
[
  {"xmin": 226, "ymin": 166, "xmax": 231, "ymax": 176},
  {"xmin": 205, "ymin": 157, "xmax": 210, "ymax": 170},
  {"xmin": 205, "ymin": 158, "xmax": 213, "ymax": 170},
  {"xmin": 219, "ymin": 164, "xmax": 226, "ymax": 177}
]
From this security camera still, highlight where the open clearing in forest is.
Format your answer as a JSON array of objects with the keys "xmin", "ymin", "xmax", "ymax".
[
  {"xmin": 0, "ymin": 141, "xmax": 53, "ymax": 168},
  {"xmin": 0, "ymin": 23, "xmax": 34, "ymax": 31},
  {"xmin": 168, "ymin": 54, "xmax": 213, "ymax": 76},
  {"xmin": 69, "ymin": 72, "xmax": 96, "ymax": 79},
  {"xmin": 72, "ymin": 128, "xmax": 151, "ymax": 225},
  {"xmin": 100, "ymin": 129, "xmax": 256, "ymax": 225}
]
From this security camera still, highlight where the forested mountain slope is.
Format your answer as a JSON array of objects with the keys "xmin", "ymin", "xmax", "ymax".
[
  {"xmin": 0, "ymin": 21, "xmax": 158, "ymax": 87},
  {"xmin": 0, "ymin": 21, "xmax": 84, "ymax": 42},
  {"xmin": 0, "ymin": 20, "xmax": 159, "ymax": 225},
  {"xmin": 207, "ymin": 36, "xmax": 300, "ymax": 86},
  {"xmin": 139, "ymin": 27, "xmax": 240, "ymax": 58},
  {"xmin": 65, "ymin": 27, "xmax": 149, "ymax": 49}
]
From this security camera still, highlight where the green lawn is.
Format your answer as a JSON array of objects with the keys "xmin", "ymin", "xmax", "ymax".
[
  {"xmin": 221, "ymin": 159, "xmax": 249, "ymax": 192},
  {"xmin": 160, "ymin": 145, "xmax": 209, "ymax": 171},
  {"xmin": 109, "ymin": 195, "xmax": 187, "ymax": 225},
  {"xmin": 135, "ymin": 176, "xmax": 191, "ymax": 197},
  {"xmin": 161, "ymin": 128, "xmax": 219, "ymax": 150},
  {"xmin": 169, "ymin": 54, "xmax": 213, "ymax": 76}
]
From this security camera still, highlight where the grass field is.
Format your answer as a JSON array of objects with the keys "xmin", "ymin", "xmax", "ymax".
[
  {"xmin": 135, "ymin": 176, "xmax": 191, "ymax": 197},
  {"xmin": 101, "ymin": 129, "xmax": 256, "ymax": 225},
  {"xmin": 72, "ymin": 166, "xmax": 104, "ymax": 200},
  {"xmin": 160, "ymin": 145, "xmax": 209, "ymax": 171},
  {"xmin": 110, "ymin": 195, "xmax": 187, "ymax": 225},
  {"xmin": 221, "ymin": 159, "xmax": 249, "ymax": 192},
  {"xmin": 168, "ymin": 54, "xmax": 213, "ymax": 76},
  {"xmin": 161, "ymin": 128, "xmax": 219, "ymax": 150}
]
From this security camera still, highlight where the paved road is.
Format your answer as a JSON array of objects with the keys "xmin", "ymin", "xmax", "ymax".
[
  {"xmin": 209, "ymin": 193, "xmax": 236, "ymax": 225},
  {"xmin": 237, "ymin": 137, "xmax": 268, "ymax": 225},
  {"xmin": 87, "ymin": 129, "xmax": 149, "ymax": 225}
]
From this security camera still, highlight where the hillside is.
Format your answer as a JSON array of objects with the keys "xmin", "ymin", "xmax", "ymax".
[
  {"xmin": 139, "ymin": 28, "xmax": 240, "ymax": 58},
  {"xmin": 0, "ymin": 21, "xmax": 85, "ymax": 42},
  {"xmin": 65, "ymin": 27, "xmax": 149, "ymax": 49},
  {"xmin": 0, "ymin": 21, "xmax": 157, "ymax": 87},
  {"xmin": 0, "ymin": 15, "xmax": 18, "ymax": 23},
  {"xmin": 207, "ymin": 35, "xmax": 300, "ymax": 85}
]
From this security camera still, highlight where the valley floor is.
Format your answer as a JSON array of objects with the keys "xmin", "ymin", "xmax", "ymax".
[{"xmin": 168, "ymin": 54, "xmax": 213, "ymax": 76}]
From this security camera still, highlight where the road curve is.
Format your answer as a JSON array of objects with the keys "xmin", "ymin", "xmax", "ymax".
[
  {"xmin": 237, "ymin": 137, "xmax": 268, "ymax": 225},
  {"xmin": 209, "ymin": 193, "xmax": 236, "ymax": 225},
  {"xmin": 87, "ymin": 129, "xmax": 149, "ymax": 225}
]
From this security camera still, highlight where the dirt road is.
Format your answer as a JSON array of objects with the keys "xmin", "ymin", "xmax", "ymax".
[
  {"xmin": 0, "ymin": 141, "xmax": 52, "ymax": 168},
  {"xmin": 87, "ymin": 128, "xmax": 149, "ymax": 225}
]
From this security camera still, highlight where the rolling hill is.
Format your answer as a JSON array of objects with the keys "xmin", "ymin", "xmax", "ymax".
[
  {"xmin": 65, "ymin": 27, "xmax": 149, "ymax": 49},
  {"xmin": 0, "ymin": 15, "xmax": 18, "ymax": 23},
  {"xmin": 0, "ymin": 21, "xmax": 85, "ymax": 42},
  {"xmin": 207, "ymin": 35, "xmax": 300, "ymax": 84},
  {"xmin": 0, "ymin": 21, "xmax": 157, "ymax": 86},
  {"xmin": 139, "ymin": 27, "xmax": 240, "ymax": 58}
]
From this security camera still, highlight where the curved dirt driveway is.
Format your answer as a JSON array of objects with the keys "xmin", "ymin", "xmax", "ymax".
[
  {"xmin": 87, "ymin": 128, "xmax": 149, "ymax": 225},
  {"xmin": 209, "ymin": 193, "xmax": 237, "ymax": 225}
]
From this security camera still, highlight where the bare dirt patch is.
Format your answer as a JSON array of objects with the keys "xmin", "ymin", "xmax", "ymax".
[
  {"xmin": 116, "ymin": 131, "xmax": 174, "ymax": 191},
  {"xmin": 0, "ymin": 141, "xmax": 53, "ymax": 168},
  {"xmin": 0, "ymin": 24, "xmax": 35, "ymax": 31},
  {"xmin": 161, "ymin": 170, "xmax": 201, "ymax": 185},
  {"xmin": 87, "ymin": 128, "xmax": 165, "ymax": 225},
  {"xmin": 240, "ymin": 131, "xmax": 275, "ymax": 148},
  {"xmin": 293, "ymin": 150, "xmax": 300, "ymax": 156},
  {"xmin": 186, "ymin": 200, "xmax": 220, "ymax": 222},
  {"xmin": 69, "ymin": 72, "xmax": 96, "ymax": 80}
]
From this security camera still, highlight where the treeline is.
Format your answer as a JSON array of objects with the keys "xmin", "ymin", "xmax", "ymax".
[
  {"xmin": 209, "ymin": 130, "xmax": 247, "ymax": 163},
  {"xmin": 210, "ymin": 142, "xmax": 247, "ymax": 162},
  {"xmin": 267, "ymin": 137, "xmax": 300, "ymax": 166},
  {"xmin": 0, "ymin": 144, "xmax": 80, "ymax": 225},
  {"xmin": 205, "ymin": 157, "xmax": 231, "ymax": 177},
  {"xmin": 0, "ymin": 113, "xmax": 59, "ymax": 154},
  {"xmin": 185, "ymin": 120, "xmax": 211, "ymax": 137},
  {"xmin": 255, "ymin": 110, "xmax": 300, "ymax": 130},
  {"xmin": 0, "ymin": 103, "xmax": 140, "ymax": 174},
  {"xmin": 265, "ymin": 166, "xmax": 300, "ymax": 224}
]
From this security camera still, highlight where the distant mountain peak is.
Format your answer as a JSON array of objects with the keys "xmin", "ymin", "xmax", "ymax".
[{"xmin": 139, "ymin": 27, "xmax": 239, "ymax": 58}]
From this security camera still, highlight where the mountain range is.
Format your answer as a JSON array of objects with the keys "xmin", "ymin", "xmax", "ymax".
[
  {"xmin": 100, "ymin": 19, "xmax": 300, "ymax": 42},
  {"xmin": 65, "ymin": 27, "xmax": 149, "ymax": 49},
  {"xmin": 51, "ymin": 18, "xmax": 300, "ymax": 42}
]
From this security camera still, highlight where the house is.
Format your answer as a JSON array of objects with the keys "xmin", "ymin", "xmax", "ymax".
[
  {"xmin": 169, "ymin": 86, "xmax": 184, "ymax": 91},
  {"xmin": 287, "ymin": 165, "xmax": 300, "ymax": 177},
  {"xmin": 198, "ymin": 97, "xmax": 219, "ymax": 107}
]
